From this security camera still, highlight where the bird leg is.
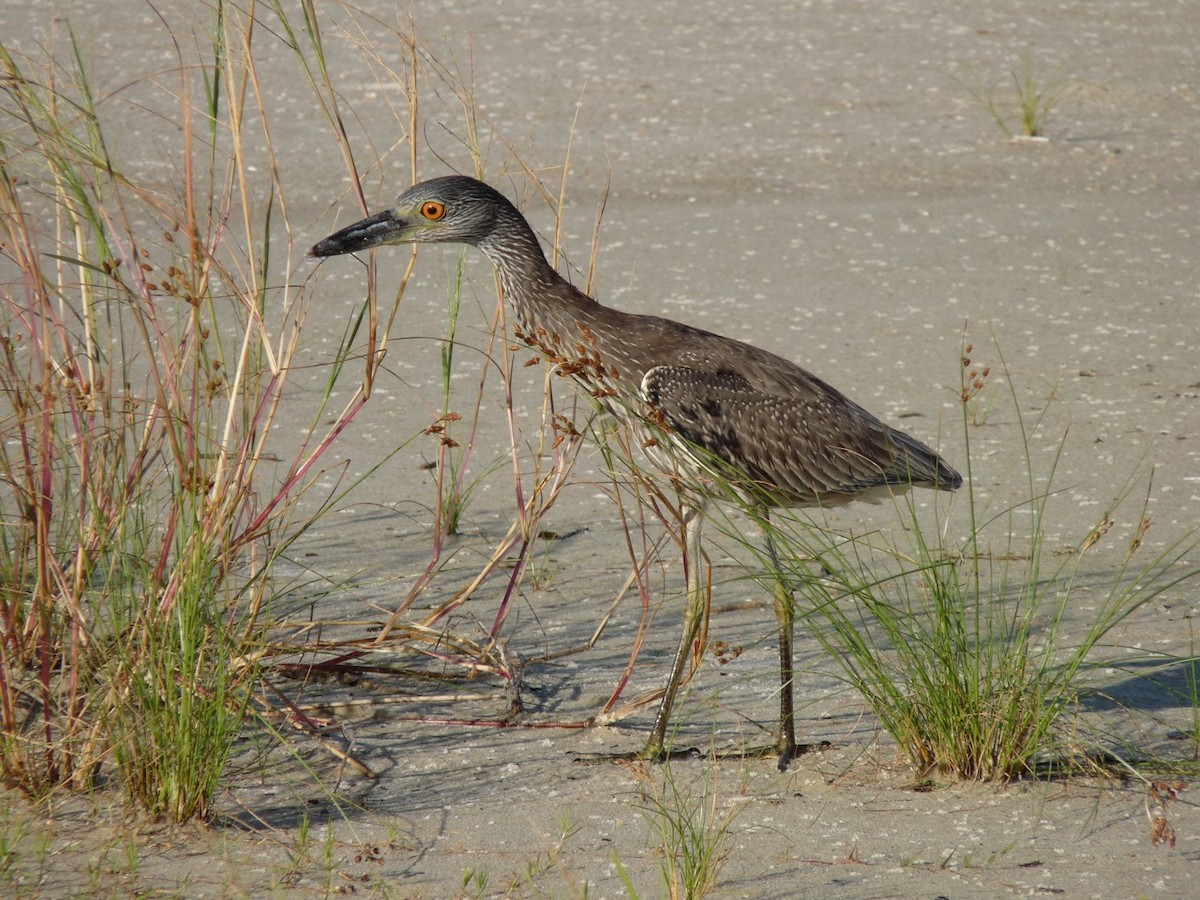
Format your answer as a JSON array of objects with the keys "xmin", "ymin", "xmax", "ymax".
[
  {"xmin": 764, "ymin": 520, "xmax": 798, "ymax": 771},
  {"xmin": 577, "ymin": 504, "xmax": 816, "ymax": 769},
  {"xmin": 639, "ymin": 501, "xmax": 708, "ymax": 762},
  {"xmin": 640, "ymin": 509, "xmax": 812, "ymax": 769}
]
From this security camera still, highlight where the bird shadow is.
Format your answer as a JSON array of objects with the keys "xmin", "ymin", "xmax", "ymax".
[{"xmin": 1080, "ymin": 656, "xmax": 1200, "ymax": 714}]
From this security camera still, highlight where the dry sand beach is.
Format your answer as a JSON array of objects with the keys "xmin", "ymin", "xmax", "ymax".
[{"xmin": 2, "ymin": 0, "xmax": 1198, "ymax": 896}]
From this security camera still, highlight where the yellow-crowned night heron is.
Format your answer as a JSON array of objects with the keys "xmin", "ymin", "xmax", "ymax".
[{"xmin": 312, "ymin": 175, "xmax": 961, "ymax": 770}]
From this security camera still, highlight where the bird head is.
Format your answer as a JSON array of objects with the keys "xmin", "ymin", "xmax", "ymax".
[{"xmin": 310, "ymin": 175, "xmax": 501, "ymax": 258}]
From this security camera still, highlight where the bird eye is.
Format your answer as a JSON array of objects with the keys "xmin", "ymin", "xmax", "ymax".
[{"xmin": 420, "ymin": 201, "xmax": 446, "ymax": 221}]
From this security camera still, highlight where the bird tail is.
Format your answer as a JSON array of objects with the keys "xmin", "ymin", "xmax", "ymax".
[{"xmin": 889, "ymin": 428, "xmax": 963, "ymax": 491}]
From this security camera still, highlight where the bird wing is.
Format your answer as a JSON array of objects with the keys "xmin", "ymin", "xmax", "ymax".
[{"xmin": 639, "ymin": 364, "xmax": 949, "ymax": 506}]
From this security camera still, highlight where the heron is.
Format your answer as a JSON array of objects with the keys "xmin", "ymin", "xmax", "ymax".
[{"xmin": 311, "ymin": 174, "xmax": 962, "ymax": 770}]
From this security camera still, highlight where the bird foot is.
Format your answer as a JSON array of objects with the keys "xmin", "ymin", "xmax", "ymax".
[
  {"xmin": 572, "ymin": 745, "xmax": 706, "ymax": 766},
  {"xmin": 737, "ymin": 739, "xmax": 833, "ymax": 771},
  {"xmin": 573, "ymin": 740, "xmax": 831, "ymax": 769}
]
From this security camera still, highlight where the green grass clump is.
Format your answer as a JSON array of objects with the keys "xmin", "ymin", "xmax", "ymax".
[
  {"xmin": 0, "ymin": 5, "xmax": 365, "ymax": 818},
  {"xmin": 620, "ymin": 759, "xmax": 741, "ymax": 900},
  {"xmin": 954, "ymin": 51, "xmax": 1076, "ymax": 139}
]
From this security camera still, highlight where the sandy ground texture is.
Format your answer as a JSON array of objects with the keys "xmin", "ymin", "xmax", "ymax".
[{"xmin": 2, "ymin": 0, "xmax": 1199, "ymax": 896}]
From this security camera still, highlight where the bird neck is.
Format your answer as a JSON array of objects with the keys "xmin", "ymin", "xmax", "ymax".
[{"xmin": 475, "ymin": 207, "xmax": 575, "ymax": 332}]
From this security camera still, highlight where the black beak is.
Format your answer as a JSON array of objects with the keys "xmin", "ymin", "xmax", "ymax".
[{"xmin": 310, "ymin": 209, "xmax": 406, "ymax": 257}]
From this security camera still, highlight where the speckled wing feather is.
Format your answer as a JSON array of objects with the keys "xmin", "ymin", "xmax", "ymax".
[{"xmin": 640, "ymin": 364, "xmax": 959, "ymax": 507}]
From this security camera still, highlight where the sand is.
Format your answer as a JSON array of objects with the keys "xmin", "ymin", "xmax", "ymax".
[{"xmin": 1, "ymin": 0, "xmax": 1197, "ymax": 895}]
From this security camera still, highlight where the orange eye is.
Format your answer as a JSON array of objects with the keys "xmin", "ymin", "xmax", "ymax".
[{"xmin": 420, "ymin": 201, "xmax": 446, "ymax": 221}]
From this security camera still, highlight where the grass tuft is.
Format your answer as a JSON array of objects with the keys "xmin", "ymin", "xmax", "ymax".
[
  {"xmin": 0, "ymin": 2, "xmax": 369, "ymax": 818},
  {"xmin": 953, "ymin": 51, "xmax": 1076, "ymax": 139},
  {"xmin": 634, "ymin": 759, "xmax": 741, "ymax": 899}
]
